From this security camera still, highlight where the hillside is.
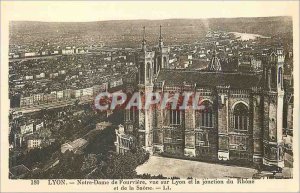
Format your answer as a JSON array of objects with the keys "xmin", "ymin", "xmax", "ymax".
[{"xmin": 9, "ymin": 16, "xmax": 293, "ymax": 48}]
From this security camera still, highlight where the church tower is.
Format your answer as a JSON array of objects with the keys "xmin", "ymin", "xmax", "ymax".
[
  {"xmin": 262, "ymin": 48, "xmax": 285, "ymax": 168},
  {"xmin": 141, "ymin": 26, "xmax": 147, "ymax": 52},
  {"xmin": 158, "ymin": 25, "xmax": 164, "ymax": 49},
  {"xmin": 138, "ymin": 27, "xmax": 155, "ymax": 85},
  {"xmin": 136, "ymin": 26, "xmax": 155, "ymax": 152},
  {"xmin": 154, "ymin": 25, "xmax": 169, "ymax": 76}
]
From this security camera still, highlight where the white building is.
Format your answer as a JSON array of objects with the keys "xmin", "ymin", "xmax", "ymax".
[
  {"xmin": 20, "ymin": 123, "xmax": 34, "ymax": 135},
  {"xmin": 27, "ymin": 139, "xmax": 42, "ymax": 149},
  {"xmin": 61, "ymin": 138, "xmax": 88, "ymax": 154},
  {"xmin": 24, "ymin": 52, "xmax": 36, "ymax": 57},
  {"xmin": 62, "ymin": 49, "xmax": 75, "ymax": 55}
]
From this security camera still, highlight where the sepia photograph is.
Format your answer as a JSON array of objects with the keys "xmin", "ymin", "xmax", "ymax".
[{"xmin": 1, "ymin": 1, "xmax": 299, "ymax": 192}]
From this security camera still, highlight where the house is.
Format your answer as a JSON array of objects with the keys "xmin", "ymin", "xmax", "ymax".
[
  {"xmin": 27, "ymin": 139, "xmax": 42, "ymax": 149},
  {"xmin": 20, "ymin": 123, "xmax": 34, "ymax": 135},
  {"xmin": 20, "ymin": 95, "xmax": 33, "ymax": 107},
  {"xmin": 24, "ymin": 52, "xmax": 36, "ymax": 57},
  {"xmin": 62, "ymin": 48, "xmax": 75, "ymax": 55},
  {"xmin": 61, "ymin": 138, "xmax": 88, "ymax": 154},
  {"xmin": 35, "ymin": 121, "xmax": 44, "ymax": 131},
  {"xmin": 96, "ymin": 122, "xmax": 112, "ymax": 130}
]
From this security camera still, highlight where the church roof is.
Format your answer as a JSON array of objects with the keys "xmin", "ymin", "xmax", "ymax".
[{"xmin": 156, "ymin": 69, "xmax": 262, "ymax": 89}]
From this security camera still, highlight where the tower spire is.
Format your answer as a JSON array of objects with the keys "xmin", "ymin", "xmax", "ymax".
[
  {"xmin": 159, "ymin": 25, "xmax": 162, "ymax": 39},
  {"xmin": 159, "ymin": 25, "xmax": 163, "ymax": 49},
  {"xmin": 142, "ymin": 26, "xmax": 146, "ymax": 51}
]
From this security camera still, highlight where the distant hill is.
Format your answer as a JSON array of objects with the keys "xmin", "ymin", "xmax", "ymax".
[{"xmin": 9, "ymin": 16, "xmax": 292, "ymax": 48}]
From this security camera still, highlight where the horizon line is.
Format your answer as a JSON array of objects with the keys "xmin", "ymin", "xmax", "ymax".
[{"xmin": 9, "ymin": 15, "xmax": 292, "ymax": 23}]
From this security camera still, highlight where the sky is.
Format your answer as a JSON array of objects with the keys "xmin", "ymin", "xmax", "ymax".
[{"xmin": 2, "ymin": 1, "xmax": 298, "ymax": 22}]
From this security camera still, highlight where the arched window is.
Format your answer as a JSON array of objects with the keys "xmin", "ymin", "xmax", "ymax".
[
  {"xmin": 198, "ymin": 101, "xmax": 214, "ymax": 128},
  {"xmin": 278, "ymin": 67, "xmax": 283, "ymax": 89},
  {"xmin": 278, "ymin": 67, "xmax": 282, "ymax": 84},
  {"xmin": 170, "ymin": 110, "xmax": 181, "ymax": 125},
  {"xmin": 139, "ymin": 62, "xmax": 145, "ymax": 83},
  {"xmin": 163, "ymin": 57, "xmax": 167, "ymax": 67},
  {"xmin": 233, "ymin": 103, "xmax": 249, "ymax": 131},
  {"xmin": 157, "ymin": 56, "xmax": 162, "ymax": 74},
  {"xmin": 157, "ymin": 62, "xmax": 161, "ymax": 74},
  {"xmin": 271, "ymin": 67, "xmax": 276, "ymax": 88},
  {"xmin": 146, "ymin": 62, "xmax": 151, "ymax": 80},
  {"xmin": 126, "ymin": 107, "xmax": 135, "ymax": 121}
]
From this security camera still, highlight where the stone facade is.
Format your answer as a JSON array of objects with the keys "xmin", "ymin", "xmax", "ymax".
[{"xmin": 120, "ymin": 28, "xmax": 286, "ymax": 168}]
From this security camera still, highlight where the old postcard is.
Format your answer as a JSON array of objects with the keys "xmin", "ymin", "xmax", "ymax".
[{"xmin": 0, "ymin": 1, "xmax": 299, "ymax": 192}]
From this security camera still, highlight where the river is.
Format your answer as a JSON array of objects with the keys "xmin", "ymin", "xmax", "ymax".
[{"xmin": 230, "ymin": 32, "xmax": 270, "ymax": 41}]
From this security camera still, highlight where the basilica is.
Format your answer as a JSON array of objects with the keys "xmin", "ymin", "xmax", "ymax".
[{"xmin": 115, "ymin": 26, "xmax": 286, "ymax": 168}]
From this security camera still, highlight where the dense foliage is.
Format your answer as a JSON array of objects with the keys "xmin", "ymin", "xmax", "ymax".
[{"xmin": 27, "ymin": 147, "xmax": 149, "ymax": 179}]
